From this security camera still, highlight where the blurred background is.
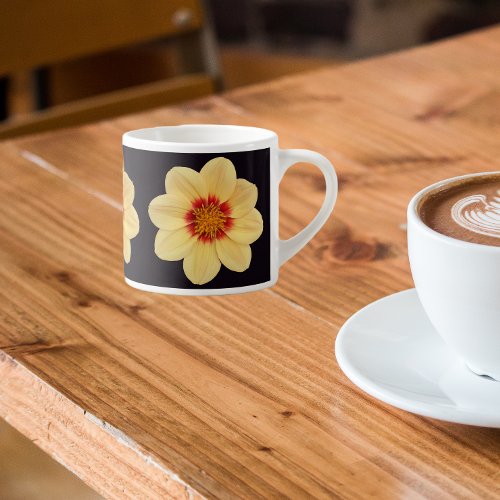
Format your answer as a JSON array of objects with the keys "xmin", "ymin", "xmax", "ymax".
[
  {"xmin": 1, "ymin": 0, "xmax": 500, "ymax": 140},
  {"xmin": 1, "ymin": 0, "xmax": 499, "ymax": 498}
]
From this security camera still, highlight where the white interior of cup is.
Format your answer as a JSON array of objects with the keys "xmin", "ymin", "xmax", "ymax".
[{"xmin": 123, "ymin": 124, "xmax": 277, "ymax": 152}]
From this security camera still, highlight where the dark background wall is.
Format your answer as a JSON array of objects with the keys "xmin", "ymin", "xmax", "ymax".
[{"xmin": 208, "ymin": 0, "xmax": 500, "ymax": 57}]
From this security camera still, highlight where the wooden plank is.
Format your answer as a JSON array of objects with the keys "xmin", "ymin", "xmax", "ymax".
[
  {"xmin": 0, "ymin": 148, "xmax": 417, "ymax": 498},
  {"xmin": 0, "ymin": 356, "xmax": 200, "ymax": 499},
  {"xmin": 1, "ymin": 141, "xmax": 498, "ymax": 498},
  {"xmin": 3, "ymin": 27, "xmax": 500, "ymax": 498},
  {"xmin": 0, "ymin": 74, "xmax": 214, "ymax": 139},
  {"xmin": 0, "ymin": 0, "xmax": 203, "ymax": 75}
]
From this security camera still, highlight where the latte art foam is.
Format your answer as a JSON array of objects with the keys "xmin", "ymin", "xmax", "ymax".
[
  {"xmin": 418, "ymin": 173, "xmax": 500, "ymax": 247},
  {"xmin": 451, "ymin": 190, "xmax": 500, "ymax": 239}
]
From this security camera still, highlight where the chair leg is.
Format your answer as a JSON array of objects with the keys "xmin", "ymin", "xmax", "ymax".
[
  {"xmin": 0, "ymin": 77, "xmax": 8, "ymax": 121},
  {"xmin": 199, "ymin": 0, "xmax": 224, "ymax": 91},
  {"xmin": 33, "ymin": 67, "xmax": 50, "ymax": 110},
  {"xmin": 176, "ymin": 1, "xmax": 223, "ymax": 91}
]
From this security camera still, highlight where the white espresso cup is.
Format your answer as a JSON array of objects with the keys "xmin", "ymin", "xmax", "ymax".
[
  {"xmin": 408, "ymin": 172, "xmax": 500, "ymax": 380},
  {"xmin": 122, "ymin": 124, "xmax": 337, "ymax": 295}
]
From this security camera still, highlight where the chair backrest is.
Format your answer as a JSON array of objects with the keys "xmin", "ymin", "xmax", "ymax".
[{"xmin": 0, "ymin": 0, "xmax": 205, "ymax": 76}]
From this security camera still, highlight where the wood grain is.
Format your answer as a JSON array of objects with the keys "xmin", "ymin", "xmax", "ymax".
[{"xmin": 3, "ymin": 27, "xmax": 500, "ymax": 499}]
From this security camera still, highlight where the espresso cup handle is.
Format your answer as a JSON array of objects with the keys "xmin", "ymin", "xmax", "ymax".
[{"xmin": 278, "ymin": 149, "xmax": 338, "ymax": 265}]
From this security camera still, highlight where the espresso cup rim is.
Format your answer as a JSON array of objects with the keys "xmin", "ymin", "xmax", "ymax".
[
  {"xmin": 407, "ymin": 171, "xmax": 500, "ymax": 253},
  {"xmin": 123, "ymin": 124, "xmax": 278, "ymax": 152}
]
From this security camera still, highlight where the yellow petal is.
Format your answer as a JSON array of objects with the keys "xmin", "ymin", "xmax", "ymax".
[
  {"xmin": 227, "ymin": 208, "xmax": 263, "ymax": 244},
  {"xmin": 183, "ymin": 240, "xmax": 221, "ymax": 285},
  {"xmin": 166, "ymin": 167, "xmax": 207, "ymax": 202},
  {"xmin": 123, "ymin": 171, "xmax": 135, "ymax": 208},
  {"xmin": 227, "ymin": 179, "xmax": 257, "ymax": 218},
  {"xmin": 216, "ymin": 237, "xmax": 251, "ymax": 272},
  {"xmin": 154, "ymin": 227, "xmax": 195, "ymax": 261},
  {"xmin": 200, "ymin": 157, "xmax": 236, "ymax": 202},
  {"xmin": 149, "ymin": 194, "xmax": 190, "ymax": 230},
  {"xmin": 124, "ymin": 234, "xmax": 131, "ymax": 263},
  {"xmin": 124, "ymin": 205, "xmax": 140, "ymax": 239}
]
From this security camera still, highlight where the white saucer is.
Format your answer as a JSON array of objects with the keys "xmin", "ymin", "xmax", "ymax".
[{"xmin": 335, "ymin": 289, "xmax": 500, "ymax": 427}]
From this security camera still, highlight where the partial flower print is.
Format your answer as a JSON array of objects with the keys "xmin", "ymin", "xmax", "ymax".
[
  {"xmin": 148, "ymin": 157, "xmax": 264, "ymax": 285},
  {"xmin": 123, "ymin": 171, "xmax": 140, "ymax": 263}
]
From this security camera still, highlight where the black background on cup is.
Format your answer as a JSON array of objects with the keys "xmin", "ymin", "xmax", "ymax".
[{"xmin": 123, "ymin": 146, "xmax": 271, "ymax": 289}]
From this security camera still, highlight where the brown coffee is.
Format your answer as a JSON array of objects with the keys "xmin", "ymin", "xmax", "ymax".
[{"xmin": 418, "ymin": 173, "xmax": 500, "ymax": 246}]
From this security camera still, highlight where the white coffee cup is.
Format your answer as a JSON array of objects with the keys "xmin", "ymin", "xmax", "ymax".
[
  {"xmin": 407, "ymin": 172, "xmax": 500, "ymax": 381},
  {"xmin": 122, "ymin": 124, "xmax": 337, "ymax": 295}
]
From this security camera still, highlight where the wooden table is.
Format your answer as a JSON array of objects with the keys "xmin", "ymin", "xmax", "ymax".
[{"xmin": 1, "ymin": 27, "xmax": 500, "ymax": 499}]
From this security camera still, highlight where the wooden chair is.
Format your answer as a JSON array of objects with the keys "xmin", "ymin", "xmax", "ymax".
[{"xmin": 0, "ymin": 0, "xmax": 221, "ymax": 139}]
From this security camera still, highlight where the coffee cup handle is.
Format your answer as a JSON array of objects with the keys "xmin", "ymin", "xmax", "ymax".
[{"xmin": 278, "ymin": 149, "xmax": 338, "ymax": 266}]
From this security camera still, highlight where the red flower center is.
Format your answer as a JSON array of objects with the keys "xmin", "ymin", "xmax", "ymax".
[{"xmin": 186, "ymin": 196, "xmax": 233, "ymax": 241}]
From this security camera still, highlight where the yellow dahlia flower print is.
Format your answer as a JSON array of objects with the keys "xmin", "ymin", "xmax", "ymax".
[
  {"xmin": 123, "ymin": 171, "xmax": 140, "ymax": 263},
  {"xmin": 148, "ymin": 157, "xmax": 264, "ymax": 285}
]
